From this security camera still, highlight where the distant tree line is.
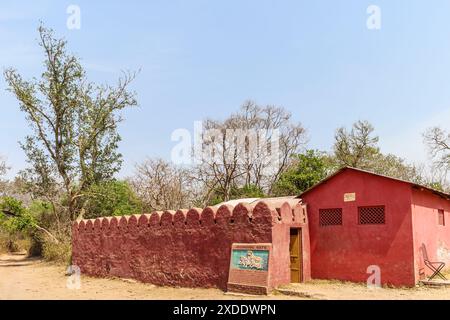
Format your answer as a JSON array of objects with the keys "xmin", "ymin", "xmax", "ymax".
[{"xmin": 127, "ymin": 119, "xmax": 448, "ymax": 212}]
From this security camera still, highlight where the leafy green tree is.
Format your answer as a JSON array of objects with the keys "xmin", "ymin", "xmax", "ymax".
[
  {"xmin": 0, "ymin": 197, "xmax": 35, "ymax": 233},
  {"xmin": 4, "ymin": 25, "xmax": 138, "ymax": 223},
  {"xmin": 427, "ymin": 181, "xmax": 445, "ymax": 192},
  {"xmin": 331, "ymin": 120, "xmax": 427, "ymax": 185},
  {"xmin": 0, "ymin": 197, "xmax": 60, "ymax": 245},
  {"xmin": 272, "ymin": 150, "xmax": 330, "ymax": 196},
  {"xmin": 368, "ymin": 153, "xmax": 424, "ymax": 184},
  {"xmin": 232, "ymin": 184, "xmax": 266, "ymax": 199},
  {"xmin": 82, "ymin": 181, "xmax": 142, "ymax": 219}
]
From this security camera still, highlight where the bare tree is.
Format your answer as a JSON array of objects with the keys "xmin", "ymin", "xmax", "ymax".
[
  {"xmin": 194, "ymin": 101, "xmax": 307, "ymax": 203},
  {"xmin": 0, "ymin": 156, "xmax": 7, "ymax": 177},
  {"xmin": 0, "ymin": 156, "xmax": 9, "ymax": 197},
  {"xmin": 194, "ymin": 118, "xmax": 248, "ymax": 203},
  {"xmin": 333, "ymin": 120, "xmax": 379, "ymax": 168},
  {"xmin": 236, "ymin": 101, "xmax": 307, "ymax": 192},
  {"xmin": 128, "ymin": 158, "xmax": 198, "ymax": 211},
  {"xmin": 424, "ymin": 126, "xmax": 450, "ymax": 173}
]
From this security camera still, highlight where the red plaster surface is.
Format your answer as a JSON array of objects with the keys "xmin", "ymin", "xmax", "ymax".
[
  {"xmin": 411, "ymin": 188, "xmax": 450, "ymax": 282},
  {"xmin": 72, "ymin": 200, "xmax": 309, "ymax": 291},
  {"xmin": 301, "ymin": 168, "xmax": 417, "ymax": 286}
]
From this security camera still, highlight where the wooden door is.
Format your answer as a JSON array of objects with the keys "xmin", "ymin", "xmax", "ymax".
[{"xmin": 289, "ymin": 228, "xmax": 302, "ymax": 283}]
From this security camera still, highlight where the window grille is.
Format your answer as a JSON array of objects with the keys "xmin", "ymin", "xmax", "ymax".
[
  {"xmin": 358, "ymin": 206, "xmax": 385, "ymax": 225},
  {"xmin": 319, "ymin": 208, "xmax": 343, "ymax": 226}
]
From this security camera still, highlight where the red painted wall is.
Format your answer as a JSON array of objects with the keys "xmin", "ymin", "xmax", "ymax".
[
  {"xmin": 270, "ymin": 201, "xmax": 311, "ymax": 285},
  {"xmin": 411, "ymin": 188, "xmax": 450, "ymax": 282},
  {"xmin": 72, "ymin": 200, "xmax": 309, "ymax": 291},
  {"xmin": 301, "ymin": 169, "xmax": 416, "ymax": 286}
]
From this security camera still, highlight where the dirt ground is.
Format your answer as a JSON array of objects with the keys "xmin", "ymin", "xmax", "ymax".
[
  {"xmin": 1, "ymin": 253, "xmax": 450, "ymax": 300},
  {"xmin": 279, "ymin": 280, "xmax": 450, "ymax": 300},
  {"xmin": 0, "ymin": 253, "xmax": 293, "ymax": 300}
]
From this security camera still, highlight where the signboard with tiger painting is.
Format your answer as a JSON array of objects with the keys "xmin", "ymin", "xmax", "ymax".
[
  {"xmin": 231, "ymin": 249, "xmax": 269, "ymax": 271},
  {"xmin": 227, "ymin": 243, "xmax": 272, "ymax": 295}
]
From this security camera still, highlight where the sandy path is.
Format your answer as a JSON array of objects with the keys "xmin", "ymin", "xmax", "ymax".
[
  {"xmin": 0, "ymin": 253, "xmax": 294, "ymax": 300},
  {"xmin": 2, "ymin": 253, "xmax": 450, "ymax": 300}
]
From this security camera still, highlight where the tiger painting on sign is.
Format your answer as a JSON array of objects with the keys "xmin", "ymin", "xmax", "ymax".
[{"xmin": 239, "ymin": 251, "xmax": 263, "ymax": 270}]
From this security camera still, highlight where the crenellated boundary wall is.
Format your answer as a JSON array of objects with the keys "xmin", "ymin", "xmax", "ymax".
[{"xmin": 72, "ymin": 199, "xmax": 311, "ymax": 292}]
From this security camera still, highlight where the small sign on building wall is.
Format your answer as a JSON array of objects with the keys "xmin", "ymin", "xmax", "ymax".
[{"xmin": 344, "ymin": 193, "xmax": 356, "ymax": 202}]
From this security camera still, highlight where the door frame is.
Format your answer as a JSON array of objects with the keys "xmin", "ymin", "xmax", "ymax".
[{"xmin": 289, "ymin": 227, "xmax": 303, "ymax": 283}]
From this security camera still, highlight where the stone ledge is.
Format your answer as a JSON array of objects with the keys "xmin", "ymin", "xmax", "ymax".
[{"xmin": 419, "ymin": 280, "xmax": 450, "ymax": 287}]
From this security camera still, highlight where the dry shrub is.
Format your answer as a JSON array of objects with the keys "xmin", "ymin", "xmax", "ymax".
[
  {"xmin": 0, "ymin": 231, "xmax": 31, "ymax": 254},
  {"xmin": 0, "ymin": 232, "xmax": 8, "ymax": 254},
  {"xmin": 15, "ymin": 238, "xmax": 31, "ymax": 252},
  {"xmin": 42, "ymin": 239, "xmax": 71, "ymax": 264},
  {"xmin": 27, "ymin": 231, "xmax": 71, "ymax": 264}
]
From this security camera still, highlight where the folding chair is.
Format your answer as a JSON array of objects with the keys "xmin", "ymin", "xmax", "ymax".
[
  {"xmin": 424, "ymin": 260, "xmax": 447, "ymax": 281},
  {"xmin": 420, "ymin": 244, "xmax": 447, "ymax": 281}
]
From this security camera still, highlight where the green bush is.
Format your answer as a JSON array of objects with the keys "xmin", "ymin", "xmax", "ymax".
[
  {"xmin": 0, "ymin": 197, "xmax": 36, "ymax": 234},
  {"xmin": 0, "ymin": 197, "xmax": 37, "ymax": 255},
  {"xmin": 84, "ymin": 180, "xmax": 142, "ymax": 219},
  {"xmin": 272, "ymin": 150, "xmax": 331, "ymax": 196}
]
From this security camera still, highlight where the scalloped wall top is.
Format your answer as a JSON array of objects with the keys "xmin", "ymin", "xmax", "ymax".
[{"xmin": 72, "ymin": 199, "xmax": 307, "ymax": 232}]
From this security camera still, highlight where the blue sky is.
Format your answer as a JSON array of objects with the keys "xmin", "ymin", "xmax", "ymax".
[{"xmin": 1, "ymin": 0, "xmax": 449, "ymax": 178}]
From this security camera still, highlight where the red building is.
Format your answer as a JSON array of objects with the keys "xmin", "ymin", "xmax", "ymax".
[{"xmin": 300, "ymin": 167, "xmax": 450, "ymax": 286}]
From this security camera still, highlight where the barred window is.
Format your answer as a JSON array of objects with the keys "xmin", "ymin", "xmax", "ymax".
[
  {"xmin": 319, "ymin": 208, "xmax": 342, "ymax": 227},
  {"xmin": 438, "ymin": 209, "xmax": 445, "ymax": 226},
  {"xmin": 358, "ymin": 206, "xmax": 385, "ymax": 225}
]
